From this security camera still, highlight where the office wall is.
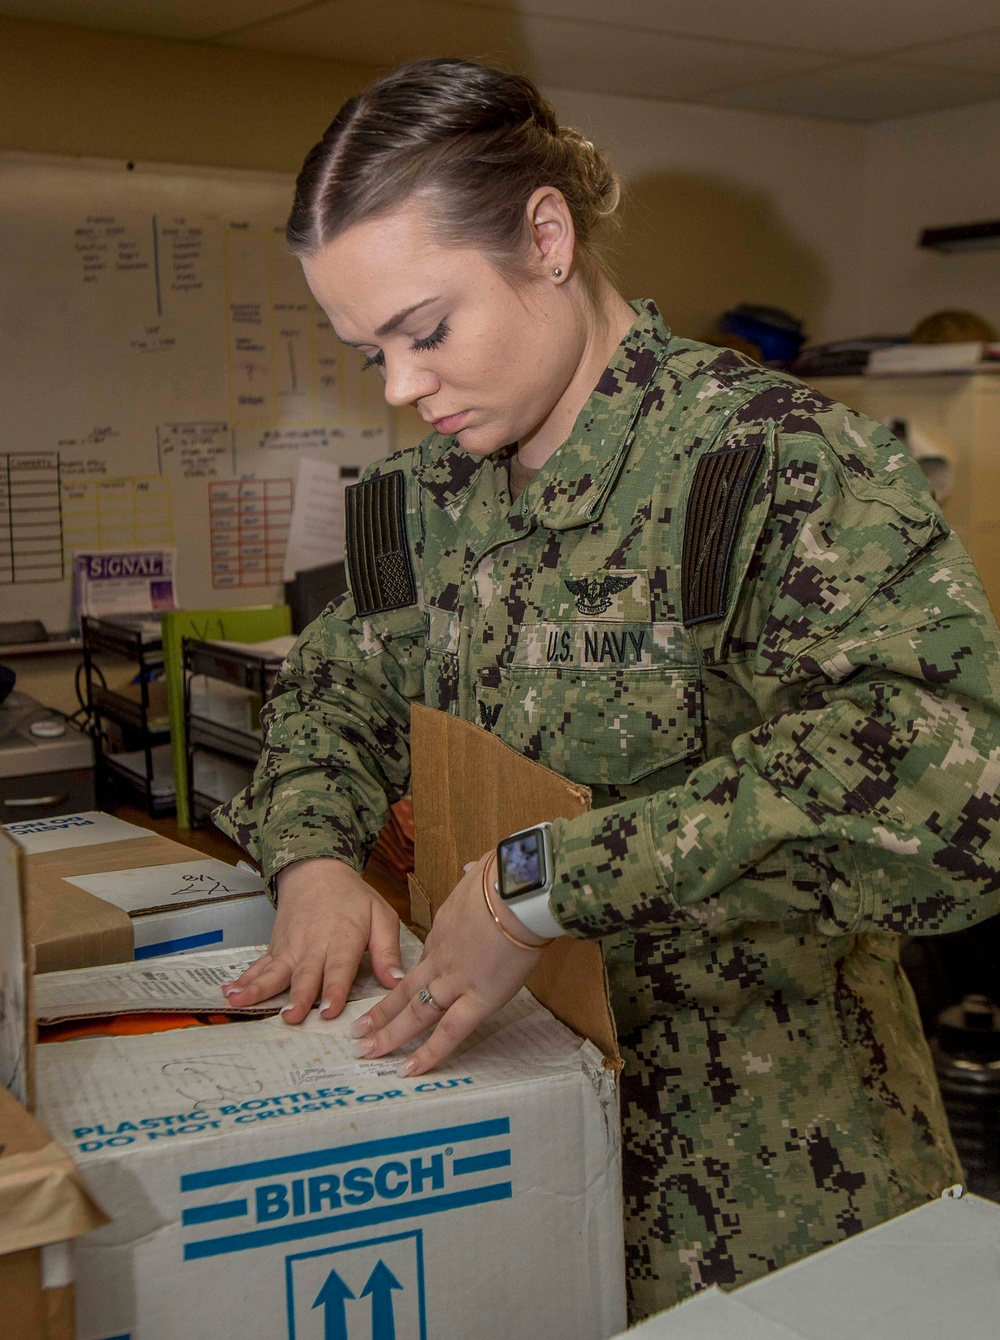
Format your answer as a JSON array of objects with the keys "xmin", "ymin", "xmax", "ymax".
[
  {"xmin": 858, "ymin": 97, "xmax": 1000, "ymax": 337},
  {"xmin": 549, "ymin": 86, "xmax": 867, "ymax": 347},
  {"xmin": 0, "ymin": 16, "xmax": 375, "ymax": 173},
  {"xmin": 0, "ymin": 18, "xmax": 382, "ymax": 708},
  {"xmin": 0, "ymin": 17, "xmax": 866, "ymax": 348},
  {"xmin": 1, "ymin": 17, "xmax": 873, "ymax": 492}
]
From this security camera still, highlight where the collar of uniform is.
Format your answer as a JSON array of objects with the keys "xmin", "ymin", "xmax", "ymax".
[
  {"xmin": 530, "ymin": 299, "xmax": 671, "ymax": 530},
  {"xmin": 410, "ymin": 436, "xmax": 517, "ymax": 543},
  {"xmin": 411, "ymin": 299, "xmax": 671, "ymax": 528}
]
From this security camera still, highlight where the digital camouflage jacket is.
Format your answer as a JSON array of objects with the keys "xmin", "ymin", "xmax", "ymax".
[{"xmin": 216, "ymin": 301, "xmax": 1000, "ymax": 1319}]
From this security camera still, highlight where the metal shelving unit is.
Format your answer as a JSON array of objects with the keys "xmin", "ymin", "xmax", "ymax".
[
  {"xmin": 81, "ymin": 614, "xmax": 175, "ymax": 816},
  {"xmin": 182, "ymin": 638, "xmax": 285, "ymax": 825}
]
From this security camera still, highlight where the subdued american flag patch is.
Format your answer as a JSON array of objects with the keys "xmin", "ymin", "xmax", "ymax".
[
  {"xmin": 682, "ymin": 444, "xmax": 763, "ymax": 626},
  {"xmin": 344, "ymin": 470, "xmax": 417, "ymax": 616}
]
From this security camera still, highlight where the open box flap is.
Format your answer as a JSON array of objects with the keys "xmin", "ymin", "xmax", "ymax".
[
  {"xmin": 28, "ymin": 875, "xmax": 133, "ymax": 974},
  {"xmin": 32, "ymin": 930, "xmax": 426, "ymax": 1025},
  {"xmin": 0, "ymin": 1085, "xmax": 107, "ymax": 1255},
  {"xmin": 410, "ymin": 703, "xmax": 621, "ymax": 1070},
  {"xmin": 0, "ymin": 835, "xmax": 32, "ymax": 1110}
]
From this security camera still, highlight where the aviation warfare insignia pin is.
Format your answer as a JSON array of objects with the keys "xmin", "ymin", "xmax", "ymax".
[{"xmin": 564, "ymin": 572, "xmax": 637, "ymax": 616}]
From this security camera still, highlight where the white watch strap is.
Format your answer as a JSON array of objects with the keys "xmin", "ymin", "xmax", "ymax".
[{"xmin": 506, "ymin": 888, "xmax": 566, "ymax": 939}]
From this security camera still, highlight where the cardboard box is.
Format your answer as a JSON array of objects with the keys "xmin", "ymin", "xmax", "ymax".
[
  {"xmin": 105, "ymin": 679, "xmax": 171, "ymax": 731},
  {"xmin": 5, "ymin": 811, "xmax": 275, "ymax": 970},
  {"xmin": 28, "ymin": 961, "xmax": 625, "ymax": 1340},
  {"xmin": 408, "ymin": 703, "xmax": 619, "ymax": 1063},
  {"xmin": 0, "ymin": 837, "xmax": 106, "ymax": 1340},
  {"xmin": 32, "ymin": 963, "xmax": 623, "ymax": 1339},
  {"xmin": 620, "ymin": 1191, "xmax": 1000, "ymax": 1340},
  {"xmin": 2, "ymin": 709, "xmax": 627, "ymax": 1340},
  {"xmin": 0, "ymin": 1086, "xmax": 107, "ymax": 1340}
]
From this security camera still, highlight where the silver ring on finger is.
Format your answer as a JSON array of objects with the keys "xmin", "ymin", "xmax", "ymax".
[{"xmin": 417, "ymin": 987, "xmax": 445, "ymax": 1013}]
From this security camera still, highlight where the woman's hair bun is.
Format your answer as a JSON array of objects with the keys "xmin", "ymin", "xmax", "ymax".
[{"xmin": 555, "ymin": 125, "xmax": 622, "ymax": 220}]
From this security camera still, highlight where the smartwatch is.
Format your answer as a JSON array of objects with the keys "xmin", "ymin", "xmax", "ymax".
[{"xmin": 494, "ymin": 822, "xmax": 566, "ymax": 940}]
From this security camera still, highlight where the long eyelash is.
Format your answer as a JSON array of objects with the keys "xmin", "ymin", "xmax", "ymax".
[
  {"xmin": 360, "ymin": 319, "xmax": 449, "ymax": 372},
  {"xmin": 412, "ymin": 319, "xmax": 450, "ymax": 352}
]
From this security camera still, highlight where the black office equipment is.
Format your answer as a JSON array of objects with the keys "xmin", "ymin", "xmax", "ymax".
[{"xmin": 283, "ymin": 561, "xmax": 348, "ymax": 634}]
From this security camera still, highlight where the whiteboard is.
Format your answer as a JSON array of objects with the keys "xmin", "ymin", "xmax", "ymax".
[{"xmin": 0, "ymin": 151, "xmax": 392, "ymax": 634}]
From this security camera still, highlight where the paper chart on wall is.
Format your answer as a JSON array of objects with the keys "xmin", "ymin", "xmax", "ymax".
[
  {"xmin": 282, "ymin": 456, "xmax": 357, "ymax": 581},
  {"xmin": 0, "ymin": 152, "xmax": 393, "ymax": 633}
]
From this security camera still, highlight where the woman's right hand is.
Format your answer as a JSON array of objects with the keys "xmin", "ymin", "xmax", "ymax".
[{"xmin": 221, "ymin": 857, "xmax": 404, "ymax": 1024}]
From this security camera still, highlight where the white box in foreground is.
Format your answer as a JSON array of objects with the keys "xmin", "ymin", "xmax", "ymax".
[
  {"xmin": 35, "ymin": 992, "xmax": 626, "ymax": 1340},
  {"xmin": 621, "ymin": 1192, "xmax": 1000, "ymax": 1340}
]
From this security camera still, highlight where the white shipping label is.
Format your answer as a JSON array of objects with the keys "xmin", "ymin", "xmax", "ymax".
[
  {"xmin": 282, "ymin": 456, "xmax": 356, "ymax": 581},
  {"xmin": 65, "ymin": 858, "xmax": 265, "ymax": 912}
]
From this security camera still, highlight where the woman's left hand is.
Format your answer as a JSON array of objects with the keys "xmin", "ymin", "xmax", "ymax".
[{"xmin": 350, "ymin": 852, "xmax": 548, "ymax": 1076}]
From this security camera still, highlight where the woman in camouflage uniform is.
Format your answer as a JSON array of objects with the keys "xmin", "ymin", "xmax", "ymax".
[{"xmin": 217, "ymin": 59, "xmax": 1000, "ymax": 1321}]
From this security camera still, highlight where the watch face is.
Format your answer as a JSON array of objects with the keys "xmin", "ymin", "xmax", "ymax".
[{"xmin": 498, "ymin": 829, "xmax": 546, "ymax": 900}]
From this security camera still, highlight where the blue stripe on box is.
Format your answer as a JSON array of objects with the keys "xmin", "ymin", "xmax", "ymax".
[
  {"xmin": 180, "ymin": 1118, "xmax": 511, "ymax": 1192},
  {"xmin": 452, "ymin": 1149, "xmax": 511, "ymax": 1176},
  {"xmin": 183, "ymin": 1183, "xmax": 512, "ymax": 1260},
  {"xmin": 181, "ymin": 1199, "xmax": 248, "ymax": 1226},
  {"xmin": 135, "ymin": 929, "xmax": 224, "ymax": 959}
]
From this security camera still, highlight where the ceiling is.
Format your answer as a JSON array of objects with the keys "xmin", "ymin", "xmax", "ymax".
[{"xmin": 7, "ymin": 0, "xmax": 1000, "ymax": 122}]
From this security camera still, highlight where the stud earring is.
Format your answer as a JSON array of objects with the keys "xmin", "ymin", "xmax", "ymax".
[{"xmin": 553, "ymin": 266, "xmax": 563, "ymax": 278}]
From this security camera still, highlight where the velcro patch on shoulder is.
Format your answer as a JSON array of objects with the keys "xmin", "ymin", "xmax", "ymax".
[
  {"xmin": 682, "ymin": 444, "xmax": 763, "ymax": 627},
  {"xmin": 344, "ymin": 470, "xmax": 417, "ymax": 617}
]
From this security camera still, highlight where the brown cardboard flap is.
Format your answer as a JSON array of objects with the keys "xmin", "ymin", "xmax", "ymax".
[
  {"xmin": 1, "ymin": 1248, "xmax": 44, "ymax": 1340},
  {"xmin": 25, "ymin": 833, "xmax": 199, "ymax": 878},
  {"xmin": 0, "ymin": 1086, "xmax": 107, "ymax": 1256},
  {"xmin": 43, "ymin": 1280, "xmax": 74, "ymax": 1340},
  {"xmin": 0, "ymin": 1253, "xmax": 78, "ymax": 1340},
  {"xmin": 1, "ymin": 837, "xmax": 32, "ymax": 1110},
  {"xmin": 524, "ymin": 938, "xmax": 618, "ymax": 1069},
  {"xmin": 410, "ymin": 704, "xmax": 620, "ymax": 1070},
  {"xmin": 28, "ymin": 879, "xmax": 133, "ymax": 974},
  {"xmin": 411, "ymin": 703, "xmax": 591, "ymax": 901},
  {"xmin": 407, "ymin": 872, "xmax": 432, "ymax": 935}
]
